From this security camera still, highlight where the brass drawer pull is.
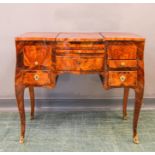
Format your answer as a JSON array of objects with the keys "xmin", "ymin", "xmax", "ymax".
[
  {"xmin": 120, "ymin": 62, "xmax": 125, "ymax": 67},
  {"xmin": 34, "ymin": 61, "xmax": 39, "ymax": 65},
  {"xmin": 120, "ymin": 75, "xmax": 126, "ymax": 82},
  {"xmin": 34, "ymin": 74, "xmax": 39, "ymax": 81}
]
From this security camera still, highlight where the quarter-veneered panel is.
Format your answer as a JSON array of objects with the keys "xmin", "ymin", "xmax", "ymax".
[
  {"xmin": 23, "ymin": 45, "xmax": 52, "ymax": 68},
  {"xmin": 108, "ymin": 43, "xmax": 137, "ymax": 59}
]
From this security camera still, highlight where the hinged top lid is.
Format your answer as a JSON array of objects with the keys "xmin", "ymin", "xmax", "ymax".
[
  {"xmin": 100, "ymin": 32, "xmax": 145, "ymax": 41},
  {"xmin": 15, "ymin": 32, "xmax": 59, "ymax": 41},
  {"xmin": 56, "ymin": 32, "xmax": 103, "ymax": 42}
]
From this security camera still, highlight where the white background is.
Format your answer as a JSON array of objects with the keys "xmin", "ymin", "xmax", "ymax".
[{"xmin": 0, "ymin": 3, "xmax": 154, "ymax": 99}]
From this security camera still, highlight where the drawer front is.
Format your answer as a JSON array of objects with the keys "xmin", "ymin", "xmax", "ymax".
[
  {"xmin": 108, "ymin": 60, "xmax": 137, "ymax": 69},
  {"xmin": 108, "ymin": 71, "xmax": 137, "ymax": 87},
  {"xmin": 23, "ymin": 70, "xmax": 52, "ymax": 86},
  {"xmin": 23, "ymin": 45, "xmax": 52, "ymax": 67},
  {"xmin": 107, "ymin": 43, "xmax": 137, "ymax": 59},
  {"xmin": 80, "ymin": 56, "xmax": 104, "ymax": 71},
  {"xmin": 56, "ymin": 55, "xmax": 80, "ymax": 71},
  {"xmin": 56, "ymin": 50, "xmax": 104, "ymax": 54},
  {"xmin": 56, "ymin": 54, "xmax": 104, "ymax": 71},
  {"xmin": 56, "ymin": 42, "xmax": 104, "ymax": 49}
]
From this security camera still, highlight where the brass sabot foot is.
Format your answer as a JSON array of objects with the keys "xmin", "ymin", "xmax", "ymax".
[
  {"xmin": 19, "ymin": 136, "xmax": 24, "ymax": 144},
  {"xmin": 133, "ymin": 134, "xmax": 139, "ymax": 144},
  {"xmin": 123, "ymin": 114, "xmax": 128, "ymax": 120}
]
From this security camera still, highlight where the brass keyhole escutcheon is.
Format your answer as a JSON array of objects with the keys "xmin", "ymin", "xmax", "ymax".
[
  {"xmin": 120, "ymin": 75, "xmax": 126, "ymax": 82},
  {"xmin": 34, "ymin": 74, "xmax": 39, "ymax": 81}
]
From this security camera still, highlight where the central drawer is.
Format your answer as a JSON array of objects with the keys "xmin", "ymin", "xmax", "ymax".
[{"xmin": 56, "ymin": 53, "xmax": 104, "ymax": 71}]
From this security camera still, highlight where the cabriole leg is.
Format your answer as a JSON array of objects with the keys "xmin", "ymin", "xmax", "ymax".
[
  {"xmin": 133, "ymin": 59, "xmax": 144, "ymax": 144},
  {"xmin": 133, "ymin": 87, "xmax": 144, "ymax": 144},
  {"xmin": 123, "ymin": 87, "xmax": 129, "ymax": 120},
  {"xmin": 29, "ymin": 87, "xmax": 35, "ymax": 120},
  {"xmin": 15, "ymin": 85, "xmax": 25, "ymax": 144}
]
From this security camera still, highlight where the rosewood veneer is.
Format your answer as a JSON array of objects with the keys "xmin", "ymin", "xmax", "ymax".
[{"xmin": 15, "ymin": 32, "xmax": 145, "ymax": 144}]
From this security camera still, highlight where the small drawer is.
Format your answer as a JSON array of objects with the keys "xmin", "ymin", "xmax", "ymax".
[
  {"xmin": 108, "ymin": 71, "xmax": 137, "ymax": 87},
  {"xmin": 107, "ymin": 43, "xmax": 137, "ymax": 59},
  {"xmin": 22, "ymin": 70, "xmax": 52, "ymax": 86},
  {"xmin": 23, "ymin": 45, "xmax": 52, "ymax": 67},
  {"xmin": 56, "ymin": 49, "xmax": 104, "ymax": 54},
  {"xmin": 56, "ymin": 42, "xmax": 104, "ymax": 49},
  {"xmin": 108, "ymin": 60, "xmax": 137, "ymax": 69}
]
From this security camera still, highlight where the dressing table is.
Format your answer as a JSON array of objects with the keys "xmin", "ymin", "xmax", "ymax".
[{"xmin": 15, "ymin": 32, "xmax": 145, "ymax": 144}]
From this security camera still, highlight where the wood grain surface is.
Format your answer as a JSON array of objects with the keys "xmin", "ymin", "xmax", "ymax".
[{"xmin": 15, "ymin": 32, "xmax": 145, "ymax": 144}]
